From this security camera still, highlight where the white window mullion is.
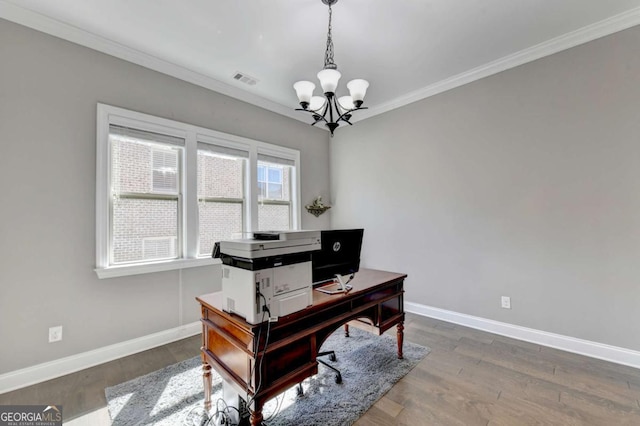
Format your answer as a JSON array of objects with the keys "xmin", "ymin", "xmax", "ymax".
[
  {"xmin": 96, "ymin": 104, "xmax": 111, "ymax": 269},
  {"xmin": 184, "ymin": 130, "xmax": 199, "ymax": 259},
  {"xmin": 247, "ymin": 149, "xmax": 259, "ymax": 233},
  {"xmin": 292, "ymin": 158, "xmax": 301, "ymax": 230}
]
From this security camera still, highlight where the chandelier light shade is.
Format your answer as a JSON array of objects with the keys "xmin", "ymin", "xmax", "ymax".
[
  {"xmin": 293, "ymin": 0, "xmax": 369, "ymax": 136},
  {"xmin": 293, "ymin": 81, "xmax": 315, "ymax": 107}
]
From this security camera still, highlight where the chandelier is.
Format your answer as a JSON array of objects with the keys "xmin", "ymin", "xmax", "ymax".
[{"xmin": 293, "ymin": 0, "xmax": 369, "ymax": 136}]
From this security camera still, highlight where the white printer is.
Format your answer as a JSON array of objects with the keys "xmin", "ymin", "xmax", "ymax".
[{"xmin": 219, "ymin": 230, "xmax": 321, "ymax": 324}]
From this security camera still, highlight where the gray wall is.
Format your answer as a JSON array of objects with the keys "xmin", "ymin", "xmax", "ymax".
[
  {"xmin": 0, "ymin": 18, "xmax": 330, "ymax": 374},
  {"xmin": 331, "ymin": 26, "xmax": 640, "ymax": 351}
]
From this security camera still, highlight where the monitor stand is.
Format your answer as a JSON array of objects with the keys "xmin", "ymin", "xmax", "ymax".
[
  {"xmin": 334, "ymin": 274, "xmax": 352, "ymax": 292},
  {"xmin": 315, "ymin": 274, "xmax": 352, "ymax": 294}
]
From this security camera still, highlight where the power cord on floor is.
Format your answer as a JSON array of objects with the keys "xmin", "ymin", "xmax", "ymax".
[{"xmin": 206, "ymin": 398, "xmax": 241, "ymax": 426}]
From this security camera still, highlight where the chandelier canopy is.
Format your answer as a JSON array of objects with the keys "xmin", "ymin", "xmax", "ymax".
[{"xmin": 293, "ymin": 0, "xmax": 369, "ymax": 136}]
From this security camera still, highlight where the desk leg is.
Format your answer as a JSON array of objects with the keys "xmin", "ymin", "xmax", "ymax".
[
  {"xmin": 397, "ymin": 322, "xmax": 404, "ymax": 359},
  {"xmin": 250, "ymin": 409, "xmax": 263, "ymax": 426},
  {"xmin": 344, "ymin": 323, "xmax": 350, "ymax": 337},
  {"xmin": 202, "ymin": 362, "xmax": 212, "ymax": 412}
]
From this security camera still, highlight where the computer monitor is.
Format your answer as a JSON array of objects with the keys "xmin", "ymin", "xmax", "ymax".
[{"xmin": 312, "ymin": 229, "xmax": 364, "ymax": 285}]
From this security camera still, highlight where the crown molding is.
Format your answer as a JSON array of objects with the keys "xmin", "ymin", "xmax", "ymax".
[
  {"xmin": 355, "ymin": 6, "xmax": 640, "ymax": 123},
  {"xmin": 0, "ymin": 0, "xmax": 302, "ymax": 122},
  {"xmin": 2, "ymin": 1, "xmax": 639, "ymax": 128}
]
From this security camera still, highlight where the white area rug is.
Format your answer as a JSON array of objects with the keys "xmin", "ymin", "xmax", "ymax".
[{"xmin": 105, "ymin": 327, "xmax": 429, "ymax": 426}]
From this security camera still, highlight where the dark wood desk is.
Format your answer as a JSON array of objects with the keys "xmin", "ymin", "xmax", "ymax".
[{"xmin": 196, "ymin": 268, "xmax": 406, "ymax": 426}]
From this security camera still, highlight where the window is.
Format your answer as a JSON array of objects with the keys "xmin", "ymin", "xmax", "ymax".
[
  {"xmin": 109, "ymin": 125, "xmax": 183, "ymax": 264},
  {"xmin": 257, "ymin": 155, "xmax": 295, "ymax": 232},
  {"xmin": 96, "ymin": 104, "xmax": 300, "ymax": 278},
  {"xmin": 197, "ymin": 144, "xmax": 248, "ymax": 257}
]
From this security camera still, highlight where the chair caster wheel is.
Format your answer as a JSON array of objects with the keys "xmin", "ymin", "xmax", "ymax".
[
  {"xmin": 297, "ymin": 383, "xmax": 304, "ymax": 396},
  {"xmin": 335, "ymin": 374, "xmax": 342, "ymax": 384},
  {"xmin": 329, "ymin": 353, "xmax": 337, "ymax": 362}
]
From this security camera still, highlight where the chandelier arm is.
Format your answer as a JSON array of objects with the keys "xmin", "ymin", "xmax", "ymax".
[
  {"xmin": 336, "ymin": 106, "xmax": 368, "ymax": 124},
  {"xmin": 336, "ymin": 109, "xmax": 353, "ymax": 123},
  {"xmin": 314, "ymin": 100, "xmax": 331, "ymax": 124},
  {"xmin": 320, "ymin": 99, "xmax": 331, "ymax": 121},
  {"xmin": 296, "ymin": 108, "xmax": 328, "ymax": 124}
]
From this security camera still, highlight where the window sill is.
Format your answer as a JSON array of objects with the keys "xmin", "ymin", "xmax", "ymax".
[{"xmin": 95, "ymin": 257, "xmax": 221, "ymax": 279}]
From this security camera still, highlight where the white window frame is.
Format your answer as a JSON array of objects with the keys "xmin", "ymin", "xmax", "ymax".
[{"xmin": 96, "ymin": 103, "xmax": 301, "ymax": 278}]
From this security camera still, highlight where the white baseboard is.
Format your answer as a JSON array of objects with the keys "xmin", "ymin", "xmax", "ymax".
[
  {"xmin": 0, "ymin": 322, "xmax": 202, "ymax": 394},
  {"xmin": 406, "ymin": 302, "xmax": 640, "ymax": 370}
]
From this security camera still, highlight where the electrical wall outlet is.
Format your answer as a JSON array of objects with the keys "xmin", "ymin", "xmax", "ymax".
[
  {"xmin": 49, "ymin": 326, "xmax": 63, "ymax": 343},
  {"xmin": 501, "ymin": 296, "xmax": 511, "ymax": 309}
]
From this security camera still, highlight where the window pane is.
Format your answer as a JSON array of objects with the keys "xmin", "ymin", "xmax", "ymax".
[
  {"xmin": 110, "ymin": 131, "xmax": 182, "ymax": 265},
  {"xmin": 152, "ymin": 149, "xmax": 178, "ymax": 194},
  {"xmin": 268, "ymin": 167, "xmax": 282, "ymax": 183},
  {"xmin": 258, "ymin": 204, "xmax": 290, "ymax": 231},
  {"xmin": 198, "ymin": 201, "xmax": 243, "ymax": 256},
  {"xmin": 112, "ymin": 198, "xmax": 178, "ymax": 263},
  {"xmin": 198, "ymin": 151, "xmax": 244, "ymax": 199},
  {"xmin": 280, "ymin": 166, "xmax": 291, "ymax": 201},
  {"xmin": 197, "ymin": 149, "xmax": 246, "ymax": 257},
  {"xmin": 111, "ymin": 135, "xmax": 182, "ymax": 195},
  {"xmin": 257, "ymin": 182, "xmax": 266, "ymax": 198},
  {"xmin": 257, "ymin": 165, "xmax": 266, "ymax": 182},
  {"xmin": 111, "ymin": 137, "xmax": 153, "ymax": 194},
  {"xmin": 257, "ymin": 160, "xmax": 293, "ymax": 231},
  {"xmin": 267, "ymin": 183, "xmax": 283, "ymax": 199},
  {"xmin": 257, "ymin": 162, "xmax": 291, "ymax": 201}
]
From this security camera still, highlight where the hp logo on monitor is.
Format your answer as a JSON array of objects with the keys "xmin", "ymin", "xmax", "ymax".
[{"xmin": 332, "ymin": 242, "xmax": 341, "ymax": 252}]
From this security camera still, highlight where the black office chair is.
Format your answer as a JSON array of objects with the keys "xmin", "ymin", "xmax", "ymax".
[
  {"xmin": 296, "ymin": 326, "xmax": 346, "ymax": 396},
  {"xmin": 317, "ymin": 349, "xmax": 342, "ymax": 384}
]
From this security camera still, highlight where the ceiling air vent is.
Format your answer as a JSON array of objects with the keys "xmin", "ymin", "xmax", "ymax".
[{"xmin": 232, "ymin": 71, "xmax": 258, "ymax": 86}]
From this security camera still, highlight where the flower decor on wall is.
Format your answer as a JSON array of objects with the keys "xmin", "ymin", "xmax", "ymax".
[{"xmin": 305, "ymin": 196, "xmax": 331, "ymax": 217}]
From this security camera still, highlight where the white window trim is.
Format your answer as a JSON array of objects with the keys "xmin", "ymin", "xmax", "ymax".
[{"xmin": 95, "ymin": 103, "xmax": 301, "ymax": 279}]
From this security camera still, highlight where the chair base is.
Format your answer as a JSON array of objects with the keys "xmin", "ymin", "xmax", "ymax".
[
  {"xmin": 318, "ymin": 350, "xmax": 342, "ymax": 384},
  {"xmin": 297, "ymin": 350, "xmax": 343, "ymax": 395}
]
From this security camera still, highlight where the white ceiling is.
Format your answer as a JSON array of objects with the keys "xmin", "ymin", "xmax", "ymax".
[{"xmin": 2, "ymin": 0, "xmax": 640, "ymax": 124}]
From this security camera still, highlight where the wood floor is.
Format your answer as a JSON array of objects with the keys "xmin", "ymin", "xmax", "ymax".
[
  {"xmin": 1, "ymin": 313, "xmax": 639, "ymax": 425},
  {"xmin": 356, "ymin": 314, "xmax": 640, "ymax": 426}
]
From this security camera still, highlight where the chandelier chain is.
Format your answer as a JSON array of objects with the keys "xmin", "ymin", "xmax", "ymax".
[{"xmin": 324, "ymin": 3, "xmax": 335, "ymax": 69}]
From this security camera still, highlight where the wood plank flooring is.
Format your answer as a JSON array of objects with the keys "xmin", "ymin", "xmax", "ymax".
[
  {"xmin": 0, "ymin": 336, "xmax": 201, "ymax": 425},
  {"xmin": 1, "ymin": 313, "xmax": 639, "ymax": 425},
  {"xmin": 354, "ymin": 314, "xmax": 640, "ymax": 426}
]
